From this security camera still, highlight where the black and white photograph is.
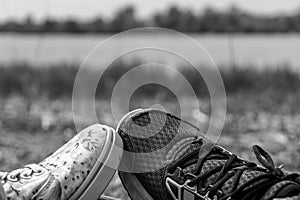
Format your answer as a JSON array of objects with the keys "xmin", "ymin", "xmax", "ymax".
[{"xmin": 0, "ymin": 0, "xmax": 300, "ymax": 200}]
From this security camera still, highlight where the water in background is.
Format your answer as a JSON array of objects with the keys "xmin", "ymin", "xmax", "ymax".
[{"xmin": 0, "ymin": 33, "xmax": 299, "ymax": 69}]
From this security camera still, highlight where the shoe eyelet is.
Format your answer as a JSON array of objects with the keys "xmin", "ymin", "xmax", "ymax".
[
  {"xmin": 7, "ymin": 174, "xmax": 18, "ymax": 182},
  {"xmin": 33, "ymin": 168, "xmax": 45, "ymax": 176},
  {"xmin": 20, "ymin": 173, "xmax": 32, "ymax": 180}
]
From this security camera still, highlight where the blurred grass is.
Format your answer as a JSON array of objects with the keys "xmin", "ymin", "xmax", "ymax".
[
  {"xmin": 0, "ymin": 62, "xmax": 299, "ymax": 101},
  {"xmin": 0, "ymin": 62, "xmax": 299, "ymax": 199}
]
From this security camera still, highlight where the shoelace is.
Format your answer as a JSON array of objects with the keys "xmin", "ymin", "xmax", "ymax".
[
  {"xmin": 0, "ymin": 164, "xmax": 45, "ymax": 183},
  {"xmin": 167, "ymin": 139, "xmax": 300, "ymax": 200}
]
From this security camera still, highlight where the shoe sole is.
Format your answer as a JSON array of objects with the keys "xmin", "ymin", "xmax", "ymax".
[
  {"xmin": 69, "ymin": 124, "xmax": 123, "ymax": 200},
  {"xmin": 117, "ymin": 109, "xmax": 155, "ymax": 200}
]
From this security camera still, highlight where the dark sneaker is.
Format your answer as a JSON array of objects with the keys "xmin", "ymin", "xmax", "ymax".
[
  {"xmin": 117, "ymin": 109, "xmax": 300, "ymax": 200},
  {"xmin": 0, "ymin": 124, "xmax": 123, "ymax": 200}
]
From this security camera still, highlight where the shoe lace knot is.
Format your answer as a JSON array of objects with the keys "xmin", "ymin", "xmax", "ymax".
[{"xmin": 252, "ymin": 145, "xmax": 284, "ymax": 177}]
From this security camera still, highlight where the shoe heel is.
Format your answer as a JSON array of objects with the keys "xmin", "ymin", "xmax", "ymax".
[{"xmin": 119, "ymin": 172, "xmax": 154, "ymax": 200}]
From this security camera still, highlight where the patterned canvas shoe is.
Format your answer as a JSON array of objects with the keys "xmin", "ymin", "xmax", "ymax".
[
  {"xmin": 0, "ymin": 124, "xmax": 123, "ymax": 200},
  {"xmin": 117, "ymin": 109, "xmax": 300, "ymax": 200}
]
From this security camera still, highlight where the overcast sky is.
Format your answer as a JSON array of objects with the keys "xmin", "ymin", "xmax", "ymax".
[{"xmin": 0, "ymin": 0, "xmax": 299, "ymax": 21}]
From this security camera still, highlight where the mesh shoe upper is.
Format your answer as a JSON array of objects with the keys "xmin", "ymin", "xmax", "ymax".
[
  {"xmin": 118, "ymin": 109, "xmax": 300, "ymax": 200},
  {"xmin": 118, "ymin": 109, "xmax": 204, "ymax": 200},
  {"xmin": 0, "ymin": 124, "xmax": 107, "ymax": 200}
]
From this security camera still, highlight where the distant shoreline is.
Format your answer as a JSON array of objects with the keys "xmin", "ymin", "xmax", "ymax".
[
  {"xmin": 1, "ymin": 5, "xmax": 300, "ymax": 34},
  {"xmin": 0, "ymin": 31, "xmax": 300, "ymax": 35}
]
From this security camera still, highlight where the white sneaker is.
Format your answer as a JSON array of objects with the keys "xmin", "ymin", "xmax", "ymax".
[{"xmin": 0, "ymin": 124, "xmax": 123, "ymax": 200}]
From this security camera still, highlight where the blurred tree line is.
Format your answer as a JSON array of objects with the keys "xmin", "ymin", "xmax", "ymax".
[{"xmin": 1, "ymin": 5, "xmax": 300, "ymax": 33}]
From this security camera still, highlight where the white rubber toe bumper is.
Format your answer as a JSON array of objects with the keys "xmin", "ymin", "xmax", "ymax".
[{"xmin": 70, "ymin": 125, "xmax": 123, "ymax": 200}]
